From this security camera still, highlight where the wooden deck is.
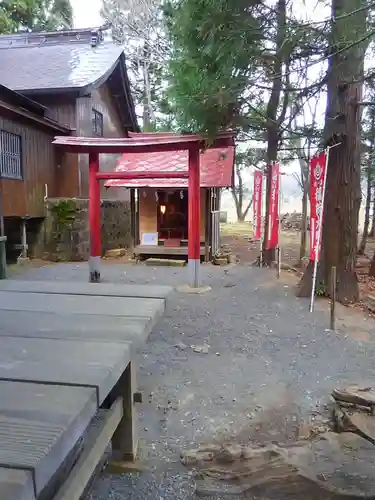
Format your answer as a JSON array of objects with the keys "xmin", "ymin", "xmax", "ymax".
[
  {"xmin": 0, "ymin": 279, "xmax": 172, "ymax": 500},
  {"xmin": 134, "ymin": 244, "xmax": 206, "ymax": 257}
]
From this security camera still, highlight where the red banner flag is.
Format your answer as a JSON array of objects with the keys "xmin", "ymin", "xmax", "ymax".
[
  {"xmin": 309, "ymin": 151, "xmax": 328, "ymax": 261},
  {"xmin": 266, "ymin": 163, "xmax": 280, "ymax": 250},
  {"xmin": 253, "ymin": 170, "xmax": 263, "ymax": 240}
]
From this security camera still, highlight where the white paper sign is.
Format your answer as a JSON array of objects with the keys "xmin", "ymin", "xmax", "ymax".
[{"xmin": 141, "ymin": 232, "xmax": 158, "ymax": 246}]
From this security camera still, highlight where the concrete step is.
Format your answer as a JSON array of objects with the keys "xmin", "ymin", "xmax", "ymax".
[{"xmin": 145, "ymin": 258, "xmax": 186, "ymax": 267}]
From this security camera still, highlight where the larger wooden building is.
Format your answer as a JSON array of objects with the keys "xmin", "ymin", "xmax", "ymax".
[{"xmin": 0, "ymin": 27, "xmax": 138, "ymax": 255}]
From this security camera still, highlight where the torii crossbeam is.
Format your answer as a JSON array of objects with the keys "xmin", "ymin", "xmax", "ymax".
[{"xmin": 52, "ymin": 132, "xmax": 234, "ymax": 288}]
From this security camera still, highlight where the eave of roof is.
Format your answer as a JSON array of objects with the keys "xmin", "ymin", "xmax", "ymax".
[
  {"xmin": 0, "ymin": 98, "xmax": 71, "ymax": 134},
  {"xmin": 0, "ymin": 84, "xmax": 47, "ymax": 115},
  {"xmin": 52, "ymin": 133, "xmax": 235, "ymax": 154}
]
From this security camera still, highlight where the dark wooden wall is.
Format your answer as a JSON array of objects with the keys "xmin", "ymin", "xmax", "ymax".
[
  {"xmin": 91, "ymin": 84, "xmax": 130, "ymax": 201},
  {"xmin": 35, "ymin": 94, "xmax": 79, "ymax": 199},
  {"xmin": 0, "ymin": 115, "xmax": 58, "ymax": 217},
  {"xmin": 0, "ymin": 82, "xmax": 134, "ymax": 216},
  {"xmin": 35, "ymin": 95, "xmax": 76, "ymax": 130},
  {"xmin": 34, "ymin": 84, "xmax": 133, "ymax": 201}
]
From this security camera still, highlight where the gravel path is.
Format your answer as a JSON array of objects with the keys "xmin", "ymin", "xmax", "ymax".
[{"xmin": 10, "ymin": 261, "xmax": 375, "ymax": 499}]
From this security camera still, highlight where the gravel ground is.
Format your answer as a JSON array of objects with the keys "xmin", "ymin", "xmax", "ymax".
[{"xmin": 10, "ymin": 261, "xmax": 375, "ymax": 499}]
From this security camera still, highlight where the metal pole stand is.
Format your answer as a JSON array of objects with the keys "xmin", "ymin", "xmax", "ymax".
[
  {"xmin": 277, "ymin": 246, "xmax": 281, "ymax": 279},
  {"xmin": 330, "ymin": 266, "xmax": 337, "ymax": 330}
]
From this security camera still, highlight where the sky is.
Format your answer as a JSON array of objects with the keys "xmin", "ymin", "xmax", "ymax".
[{"xmin": 71, "ymin": 0, "xmax": 103, "ymax": 29}]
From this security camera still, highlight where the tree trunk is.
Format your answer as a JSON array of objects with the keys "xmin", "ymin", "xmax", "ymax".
[
  {"xmin": 142, "ymin": 44, "xmax": 153, "ymax": 132},
  {"xmin": 297, "ymin": 0, "xmax": 366, "ymax": 304},
  {"xmin": 358, "ymin": 151, "xmax": 373, "ymax": 254},
  {"xmin": 369, "ymin": 193, "xmax": 375, "ymax": 237},
  {"xmin": 232, "ymin": 165, "xmax": 252, "ymax": 221},
  {"xmin": 234, "ymin": 199, "xmax": 253, "ymax": 222},
  {"xmin": 369, "ymin": 250, "xmax": 375, "ymax": 277},
  {"xmin": 262, "ymin": 0, "xmax": 287, "ymax": 266},
  {"xmin": 299, "ymin": 190, "xmax": 308, "ymax": 262},
  {"xmin": 241, "ymin": 199, "xmax": 253, "ymax": 221}
]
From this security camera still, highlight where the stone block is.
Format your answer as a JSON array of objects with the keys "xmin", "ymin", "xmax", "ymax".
[
  {"xmin": 213, "ymin": 256, "xmax": 228, "ymax": 266},
  {"xmin": 227, "ymin": 254, "xmax": 237, "ymax": 264},
  {"xmin": 146, "ymin": 258, "xmax": 186, "ymax": 267},
  {"xmin": 105, "ymin": 248, "xmax": 127, "ymax": 258},
  {"xmin": 38, "ymin": 198, "xmax": 132, "ymax": 262}
]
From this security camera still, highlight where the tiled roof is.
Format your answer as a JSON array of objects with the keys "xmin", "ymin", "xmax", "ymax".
[
  {"xmin": 0, "ymin": 29, "xmax": 124, "ymax": 93},
  {"xmin": 104, "ymin": 147, "xmax": 235, "ymax": 188}
]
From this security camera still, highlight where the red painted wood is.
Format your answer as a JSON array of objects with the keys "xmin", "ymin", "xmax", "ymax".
[
  {"xmin": 96, "ymin": 171, "xmax": 189, "ymax": 180},
  {"xmin": 127, "ymin": 131, "xmax": 235, "ymax": 142},
  {"xmin": 188, "ymin": 147, "xmax": 201, "ymax": 261},
  {"xmin": 164, "ymin": 239, "xmax": 181, "ymax": 248},
  {"xmin": 89, "ymin": 152, "xmax": 101, "ymax": 259},
  {"xmin": 104, "ymin": 146, "xmax": 235, "ymax": 189},
  {"xmin": 52, "ymin": 135, "xmax": 234, "ymax": 154}
]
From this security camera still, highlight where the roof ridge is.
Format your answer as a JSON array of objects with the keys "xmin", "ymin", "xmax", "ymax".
[{"xmin": 0, "ymin": 27, "xmax": 110, "ymax": 50}]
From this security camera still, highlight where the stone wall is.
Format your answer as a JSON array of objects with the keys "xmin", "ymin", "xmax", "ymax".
[{"xmin": 33, "ymin": 198, "xmax": 132, "ymax": 261}]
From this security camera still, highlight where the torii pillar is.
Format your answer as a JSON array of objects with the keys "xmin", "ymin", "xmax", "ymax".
[
  {"xmin": 87, "ymin": 147, "xmax": 202, "ymax": 289},
  {"xmin": 89, "ymin": 152, "xmax": 101, "ymax": 283},
  {"xmin": 188, "ymin": 146, "xmax": 201, "ymax": 288}
]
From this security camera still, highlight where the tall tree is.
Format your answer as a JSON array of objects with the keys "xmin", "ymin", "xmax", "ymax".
[
  {"xmin": 0, "ymin": 0, "xmax": 73, "ymax": 33},
  {"xmin": 165, "ymin": 0, "xmax": 327, "ymax": 259},
  {"xmin": 164, "ymin": 0, "xmax": 265, "ymax": 135},
  {"xmin": 358, "ymin": 99, "xmax": 375, "ymax": 255},
  {"xmin": 282, "ymin": 95, "xmax": 321, "ymax": 263},
  {"xmin": 262, "ymin": 0, "xmax": 290, "ymax": 264},
  {"xmin": 37, "ymin": 0, "xmax": 73, "ymax": 31},
  {"xmin": 101, "ymin": 0, "xmax": 169, "ymax": 130},
  {"xmin": 298, "ymin": 0, "xmax": 371, "ymax": 303}
]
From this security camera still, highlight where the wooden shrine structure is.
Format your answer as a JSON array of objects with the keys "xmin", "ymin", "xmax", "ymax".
[
  {"xmin": 104, "ymin": 131, "xmax": 235, "ymax": 262},
  {"xmin": 52, "ymin": 132, "xmax": 235, "ymax": 288}
]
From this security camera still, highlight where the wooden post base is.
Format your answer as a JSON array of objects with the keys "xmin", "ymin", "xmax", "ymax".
[{"xmin": 111, "ymin": 362, "xmax": 137, "ymax": 462}]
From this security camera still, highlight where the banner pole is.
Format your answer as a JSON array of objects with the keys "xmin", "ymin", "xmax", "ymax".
[
  {"xmin": 309, "ymin": 148, "xmax": 330, "ymax": 312},
  {"xmin": 260, "ymin": 171, "xmax": 263, "ymax": 267},
  {"xmin": 277, "ymin": 169, "xmax": 282, "ymax": 279}
]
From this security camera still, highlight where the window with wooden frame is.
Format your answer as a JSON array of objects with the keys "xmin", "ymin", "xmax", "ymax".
[
  {"xmin": 0, "ymin": 130, "xmax": 23, "ymax": 180},
  {"xmin": 92, "ymin": 109, "xmax": 104, "ymax": 137}
]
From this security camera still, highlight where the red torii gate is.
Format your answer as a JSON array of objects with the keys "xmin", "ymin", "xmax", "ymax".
[{"xmin": 52, "ymin": 132, "xmax": 234, "ymax": 288}]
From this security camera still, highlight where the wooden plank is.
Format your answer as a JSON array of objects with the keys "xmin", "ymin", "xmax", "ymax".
[
  {"xmin": 0, "ymin": 381, "xmax": 97, "ymax": 497},
  {"xmin": 0, "ymin": 468, "xmax": 35, "ymax": 500},
  {"xmin": 0, "ymin": 311, "xmax": 153, "ymax": 349},
  {"xmin": 134, "ymin": 245, "xmax": 205, "ymax": 256},
  {"xmin": 0, "ymin": 337, "xmax": 130, "ymax": 404},
  {"xmin": 0, "ymin": 280, "xmax": 173, "ymax": 300},
  {"xmin": 0, "ymin": 291, "xmax": 165, "ymax": 319},
  {"xmin": 53, "ymin": 399, "xmax": 123, "ymax": 500}
]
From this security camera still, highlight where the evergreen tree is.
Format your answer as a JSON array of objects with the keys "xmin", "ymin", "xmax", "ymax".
[
  {"xmin": 0, "ymin": 0, "xmax": 73, "ymax": 34},
  {"xmin": 298, "ymin": 0, "xmax": 372, "ymax": 303},
  {"xmin": 101, "ymin": 0, "xmax": 171, "ymax": 131}
]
